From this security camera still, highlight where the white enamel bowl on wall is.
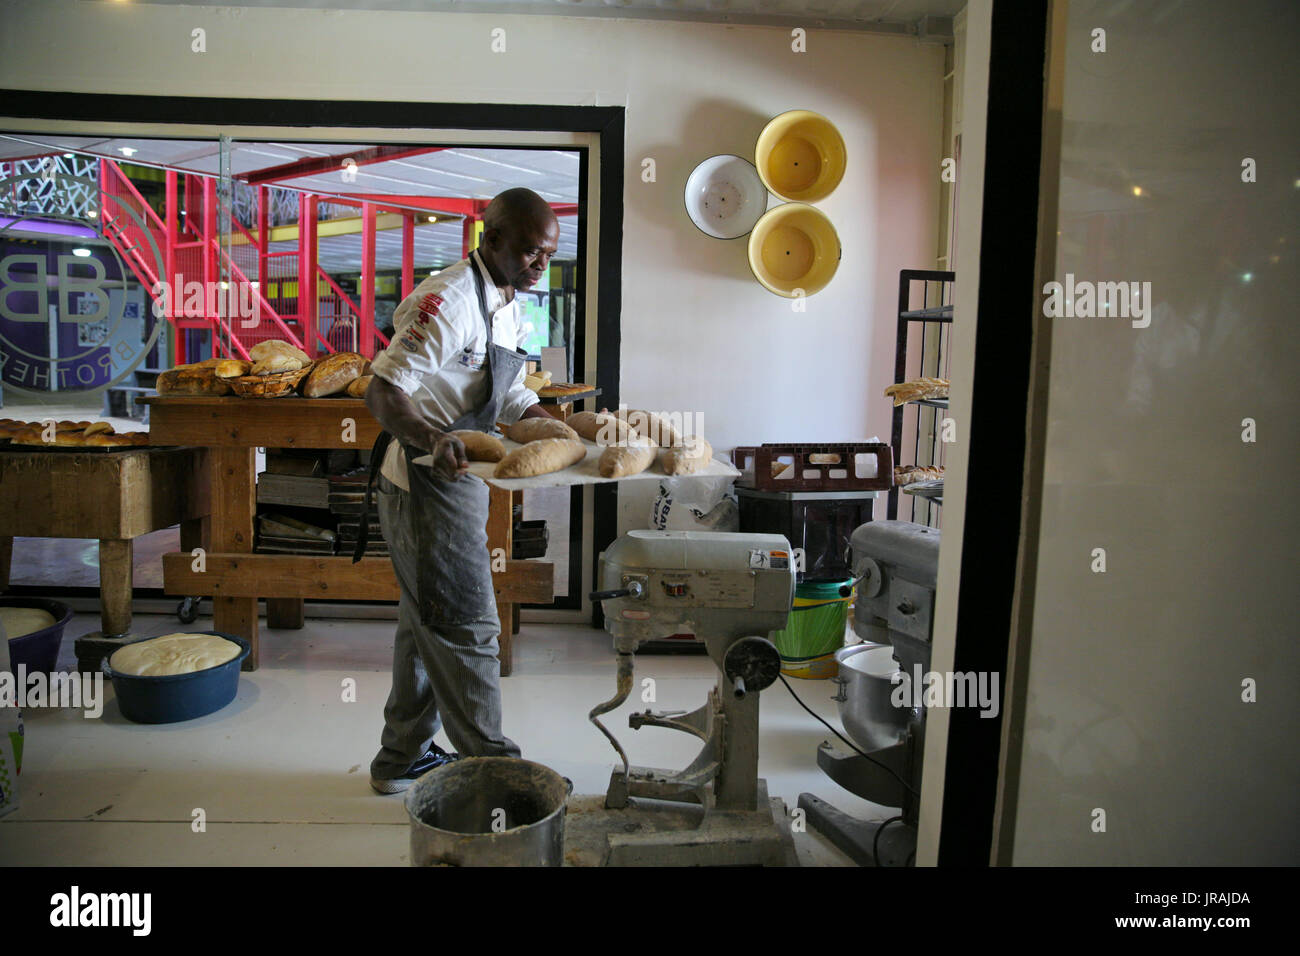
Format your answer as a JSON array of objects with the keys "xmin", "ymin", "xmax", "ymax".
[{"xmin": 684, "ymin": 154, "xmax": 769, "ymax": 239}]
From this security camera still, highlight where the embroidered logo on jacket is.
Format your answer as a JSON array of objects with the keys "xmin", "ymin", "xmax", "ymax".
[{"xmin": 418, "ymin": 292, "xmax": 445, "ymax": 317}]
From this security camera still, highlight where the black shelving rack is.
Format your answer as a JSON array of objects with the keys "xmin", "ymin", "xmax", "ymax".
[{"xmin": 888, "ymin": 269, "xmax": 955, "ymax": 524}]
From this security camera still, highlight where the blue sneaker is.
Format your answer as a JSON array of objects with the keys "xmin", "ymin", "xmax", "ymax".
[{"xmin": 369, "ymin": 747, "xmax": 462, "ymax": 794}]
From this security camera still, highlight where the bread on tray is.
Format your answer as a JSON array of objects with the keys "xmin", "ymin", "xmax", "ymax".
[
  {"xmin": 894, "ymin": 464, "xmax": 945, "ymax": 486},
  {"xmin": 884, "ymin": 377, "xmax": 949, "ymax": 406}
]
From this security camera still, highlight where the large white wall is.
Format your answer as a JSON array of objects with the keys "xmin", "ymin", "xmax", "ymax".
[{"xmin": 0, "ymin": 1, "xmax": 945, "ymax": 493}]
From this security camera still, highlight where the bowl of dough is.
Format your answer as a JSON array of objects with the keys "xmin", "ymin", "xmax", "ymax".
[
  {"xmin": 105, "ymin": 631, "xmax": 250, "ymax": 724},
  {"xmin": 1, "ymin": 598, "xmax": 73, "ymax": 673}
]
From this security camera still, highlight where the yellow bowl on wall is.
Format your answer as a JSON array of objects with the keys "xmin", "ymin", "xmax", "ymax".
[
  {"xmin": 747, "ymin": 203, "xmax": 841, "ymax": 298},
  {"xmin": 755, "ymin": 110, "xmax": 847, "ymax": 202}
]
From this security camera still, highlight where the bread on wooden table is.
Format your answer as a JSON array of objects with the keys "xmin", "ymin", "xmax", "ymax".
[
  {"xmin": 505, "ymin": 417, "xmax": 580, "ymax": 444},
  {"xmin": 85, "ymin": 432, "xmax": 137, "ymax": 447},
  {"xmin": 229, "ymin": 365, "xmax": 312, "ymax": 398},
  {"xmin": 249, "ymin": 339, "xmax": 311, "ymax": 366},
  {"xmin": 213, "ymin": 359, "xmax": 252, "ymax": 379},
  {"xmin": 346, "ymin": 374, "xmax": 373, "ymax": 398},
  {"xmin": 157, "ymin": 365, "xmax": 234, "ymax": 395},
  {"xmin": 251, "ymin": 351, "xmax": 305, "ymax": 376},
  {"xmin": 494, "ymin": 438, "xmax": 586, "ymax": 478},
  {"xmin": 11, "ymin": 427, "xmax": 82, "ymax": 446},
  {"xmin": 82, "ymin": 421, "xmax": 115, "ymax": 436},
  {"xmin": 303, "ymin": 352, "xmax": 367, "ymax": 397},
  {"xmin": 660, "ymin": 437, "xmax": 713, "ymax": 475},
  {"xmin": 450, "ymin": 430, "xmax": 507, "ymax": 463}
]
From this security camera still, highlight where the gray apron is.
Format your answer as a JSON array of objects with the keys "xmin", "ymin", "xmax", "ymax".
[{"xmin": 354, "ymin": 250, "xmax": 529, "ymax": 627}]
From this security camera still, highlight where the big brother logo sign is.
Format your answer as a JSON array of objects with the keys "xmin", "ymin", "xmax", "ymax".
[{"xmin": 0, "ymin": 165, "xmax": 165, "ymax": 397}]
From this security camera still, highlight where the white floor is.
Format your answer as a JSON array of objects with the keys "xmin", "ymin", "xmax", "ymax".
[{"xmin": 1, "ymin": 613, "xmax": 894, "ymax": 866}]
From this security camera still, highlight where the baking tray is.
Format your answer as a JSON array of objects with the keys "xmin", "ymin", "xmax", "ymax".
[
  {"xmin": 413, "ymin": 437, "xmax": 739, "ymax": 491},
  {"xmin": 537, "ymin": 386, "xmax": 600, "ymax": 404},
  {"xmin": 902, "ymin": 479, "xmax": 944, "ymax": 504}
]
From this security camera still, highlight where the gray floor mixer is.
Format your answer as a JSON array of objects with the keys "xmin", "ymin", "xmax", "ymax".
[
  {"xmin": 798, "ymin": 520, "xmax": 941, "ymax": 866},
  {"xmin": 577, "ymin": 529, "xmax": 800, "ymax": 866}
]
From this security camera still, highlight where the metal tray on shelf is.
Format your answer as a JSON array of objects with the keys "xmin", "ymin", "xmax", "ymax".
[{"xmin": 902, "ymin": 479, "xmax": 944, "ymax": 505}]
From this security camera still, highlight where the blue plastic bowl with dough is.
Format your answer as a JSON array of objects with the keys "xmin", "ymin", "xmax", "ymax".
[
  {"xmin": 105, "ymin": 631, "xmax": 251, "ymax": 724},
  {"xmin": 1, "ymin": 597, "xmax": 73, "ymax": 674}
]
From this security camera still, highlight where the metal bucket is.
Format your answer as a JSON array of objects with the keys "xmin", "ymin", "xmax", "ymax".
[
  {"xmin": 832, "ymin": 643, "xmax": 918, "ymax": 753},
  {"xmin": 405, "ymin": 757, "xmax": 569, "ymax": 867}
]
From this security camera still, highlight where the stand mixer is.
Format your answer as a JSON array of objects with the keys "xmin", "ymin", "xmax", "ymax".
[
  {"xmin": 798, "ymin": 519, "xmax": 940, "ymax": 866},
  {"xmin": 572, "ymin": 529, "xmax": 799, "ymax": 866}
]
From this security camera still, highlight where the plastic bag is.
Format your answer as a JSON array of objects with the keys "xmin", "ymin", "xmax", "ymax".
[{"xmin": 650, "ymin": 476, "xmax": 739, "ymax": 532}]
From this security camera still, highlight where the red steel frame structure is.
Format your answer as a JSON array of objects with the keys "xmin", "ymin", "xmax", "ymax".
[{"xmin": 93, "ymin": 156, "xmax": 576, "ymax": 365}]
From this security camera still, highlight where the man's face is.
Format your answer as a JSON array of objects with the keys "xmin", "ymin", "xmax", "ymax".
[{"xmin": 489, "ymin": 217, "xmax": 559, "ymax": 290}]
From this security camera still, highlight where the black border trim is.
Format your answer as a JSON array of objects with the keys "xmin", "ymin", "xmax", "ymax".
[{"xmin": 936, "ymin": 1, "xmax": 1048, "ymax": 865}]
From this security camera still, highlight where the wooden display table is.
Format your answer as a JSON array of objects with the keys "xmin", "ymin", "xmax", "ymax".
[
  {"xmin": 0, "ymin": 445, "xmax": 206, "ymax": 636},
  {"xmin": 139, "ymin": 396, "xmax": 553, "ymax": 673}
]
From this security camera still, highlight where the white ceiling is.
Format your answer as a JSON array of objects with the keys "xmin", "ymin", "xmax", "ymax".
[
  {"xmin": 89, "ymin": 0, "xmax": 964, "ymax": 36},
  {"xmin": 0, "ymin": 133, "xmax": 581, "ymax": 272}
]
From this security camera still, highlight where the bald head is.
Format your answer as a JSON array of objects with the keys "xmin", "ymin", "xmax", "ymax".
[
  {"xmin": 478, "ymin": 188, "xmax": 560, "ymax": 292},
  {"xmin": 483, "ymin": 187, "xmax": 558, "ymax": 236}
]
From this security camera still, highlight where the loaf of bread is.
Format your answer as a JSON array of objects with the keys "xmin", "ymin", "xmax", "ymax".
[
  {"xmin": 661, "ymin": 437, "xmax": 713, "ymax": 476},
  {"xmin": 157, "ymin": 365, "xmax": 234, "ymax": 396},
  {"xmin": 249, "ymin": 339, "xmax": 311, "ymax": 366},
  {"xmin": 505, "ymin": 417, "xmax": 580, "ymax": 444},
  {"xmin": 346, "ymin": 374, "xmax": 373, "ymax": 398},
  {"xmin": 82, "ymin": 421, "xmax": 114, "ymax": 436},
  {"xmin": 85, "ymin": 432, "xmax": 148, "ymax": 447},
  {"xmin": 626, "ymin": 410, "xmax": 683, "ymax": 447},
  {"xmin": 303, "ymin": 351, "xmax": 366, "ymax": 397},
  {"xmin": 568, "ymin": 411, "xmax": 639, "ymax": 447},
  {"xmin": 537, "ymin": 382, "xmax": 594, "ymax": 399},
  {"xmin": 884, "ymin": 377, "xmax": 949, "ymax": 406},
  {"xmin": 894, "ymin": 464, "xmax": 944, "ymax": 485},
  {"xmin": 214, "ymin": 359, "xmax": 252, "ymax": 379},
  {"xmin": 251, "ymin": 351, "xmax": 305, "ymax": 376},
  {"xmin": 495, "ymin": 438, "xmax": 587, "ymax": 478},
  {"xmin": 229, "ymin": 365, "xmax": 311, "ymax": 398},
  {"xmin": 450, "ymin": 430, "xmax": 507, "ymax": 462},
  {"xmin": 11, "ymin": 428, "xmax": 72, "ymax": 446},
  {"xmin": 599, "ymin": 437, "xmax": 658, "ymax": 478}
]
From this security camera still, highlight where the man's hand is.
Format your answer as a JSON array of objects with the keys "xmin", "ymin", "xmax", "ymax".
[
  {"xmin": 428, "ymin": 430, "xmax": 470, "ymax": 481},
  {"xmin": 366, "ymin": 376, "xmax": 470, "ymax": 480}
]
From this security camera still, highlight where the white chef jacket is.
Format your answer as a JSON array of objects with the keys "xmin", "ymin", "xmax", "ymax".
[{"xmin": 370, "ymin": 250, "xmax": 539, "ymax": 490}]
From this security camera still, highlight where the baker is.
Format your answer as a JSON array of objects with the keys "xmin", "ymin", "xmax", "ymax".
[{"xmin": 356, "ymin": 187, "xmax": 561, "ymax": 794}]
